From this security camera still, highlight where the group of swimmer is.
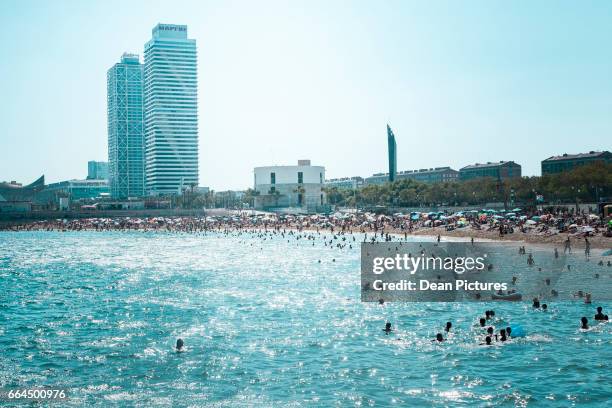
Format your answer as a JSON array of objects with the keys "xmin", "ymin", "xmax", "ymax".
[
  {"xmin": 581, "ymin": 307, "xmax": 609, "ymax": 329},
  {"xmin": 382, "ymin": 302, "xmax": 609, "ymax": 346},
  {"xmin": 382, "ymin": 309, "xmax": 514, "ymax": 346}
]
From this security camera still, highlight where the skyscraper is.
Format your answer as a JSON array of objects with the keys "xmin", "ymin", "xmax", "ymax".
[
  {"xmin": 387, "ymin": 124, "xmax": 397, "ymax": 182},
  {"xmin": 144, "ymin": 24, "xmax": 198, "ymax": 195},
  {"xmin": 107, "ymin": 53, "xmax": 145, "ymax": 198},
  {"xmin": 87, "ymin": 161, "xmax": 109, "ymax": 180}
]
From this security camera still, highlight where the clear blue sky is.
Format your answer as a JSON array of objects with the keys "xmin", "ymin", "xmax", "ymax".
[{"xmin": 1, "ymin": 0, "xmax": 610, "ymax": 189}]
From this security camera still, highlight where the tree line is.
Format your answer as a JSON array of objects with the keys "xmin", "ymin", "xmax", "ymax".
[{"xmin": 324, "ymin": 162, "xmax": 611, "ymax": 208}]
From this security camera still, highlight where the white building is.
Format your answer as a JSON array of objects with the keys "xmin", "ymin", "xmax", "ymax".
[{"xmin": 253, "ymin": 160, "xmax": 326, "ymax": 212}]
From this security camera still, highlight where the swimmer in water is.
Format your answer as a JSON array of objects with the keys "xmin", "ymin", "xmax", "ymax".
[
  {"xmin": 532, "ymin": 298, "xmax": 540, "ymax": 308},
  {"xmin": 542, "ymin": 304, "xmax": 548, "ymax": 311},
  {"xmin": 483, "ymin": 336, "xmax": 492, "ymax": 346},
  {"xmin": 487, "ymin": 327, "xmax": 494, "ymax": 336},
  {"xmin": 506, "ymin": 327, "xmax": 512, "ymax": 337},
  {"xmin": 580, "ymin": 317, "xmax": 588, "ymax": 329},
  {"xmin": 594, "ymin": 307, "xmax": 605, "ymax": 321},
  {"xmin": 434, "ymin": 333, "xmax": 444, "ymax": 342},
  {"xmin": 176, "ymin": 338, "xmax": 184, "ymax": 352},
  {"xmin": 499, "ymin": 329, "xmax": 507, "ymax": 342},
  {"xmin": 383, "ymin": 322, "xmax": 392, "ymax": 334},
  {"xmin": 445, "ymin": 321, "xmax": 452, "ymax": 332},
  {"xmin": 479, "ymin": 318, "xmax": 486, "ymax": 327}
]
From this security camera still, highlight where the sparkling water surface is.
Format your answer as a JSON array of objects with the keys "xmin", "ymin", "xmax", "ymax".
[{"xmin": 0, "ymin": 231, "xmax": 610, "ymax": 407}]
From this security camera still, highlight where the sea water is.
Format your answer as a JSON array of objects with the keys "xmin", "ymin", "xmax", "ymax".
[{"xmin": 0, "ymin": 231, "xmax": 610, "ymax": 407}]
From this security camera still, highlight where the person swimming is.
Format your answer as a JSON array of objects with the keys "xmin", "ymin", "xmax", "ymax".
[
  {"xmin": 479, "ymin": 318, "xmax": 486, "ymax": 327},
  {"xmin": 506, "ymin": 326, "xmax": 512, "ymax": 337},
  {"xmin": 445, "ymin": 321, "xmax": 452, "ymax": 332},
  {"xmin": 499, "ymin": 329, "xmax": 507, "ymax": 342},
  {"xmin": 176, "ymin": 338, "xmax": 184, "ymax": 352},
  {"xmin": 485, "ymin": 310, "xmax": 491, "ymax": 319},
  {"xmin": 480, "ymin": 336, "xmax": 492, "ymax": 346},
  {"xmin": 383, "ymin": 322, "xmax": 392, "ymax": 334},
  {"xmin": 434, "ymin": 333, "xmax": 444, "ymax": 342},
  {"xmin": 532, "ymin": 298, "xmax": 540, "ymax": 308},
  {"xmin": 594, "ymin": 307, "xmax": 606, "ymax": 320},
  {"xmin": 542, "ymin": 304, "xmax": 548, "ymax": 311},
  {"xmin": 580, "ymin": 317, "xmax": 588, "ymax": 330},
  {"xmin": 487, "ymin": 327, "xmax": 494, "ymax": 336}
]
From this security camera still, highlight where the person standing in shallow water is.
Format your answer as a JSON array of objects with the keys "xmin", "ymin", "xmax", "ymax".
[{"xmin": 176, "ymin": 338, "xmax": 184, "ymax": 352}]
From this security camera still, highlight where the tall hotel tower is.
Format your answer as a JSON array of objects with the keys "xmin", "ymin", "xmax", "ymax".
[
  {"xmin": 144, "ymin": 24, "xmax": 199, "ymax": 195},
  {"xmin": 107, "ymin": 53, "xmax": 145, "ymax": 198}
]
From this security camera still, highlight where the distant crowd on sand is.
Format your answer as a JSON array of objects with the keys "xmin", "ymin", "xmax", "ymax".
[{"xmin": 1, "ymin": 205, "xmax": 611, "ymax": 241}]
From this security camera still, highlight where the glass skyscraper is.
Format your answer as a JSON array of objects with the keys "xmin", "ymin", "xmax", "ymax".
[
  {"xmin": 144, "ymin": 24, "xmax": 198, "ymax": 195},
  {"xmin": 107, "ymin": 53, "xmax": 145, "ymax": 198}
]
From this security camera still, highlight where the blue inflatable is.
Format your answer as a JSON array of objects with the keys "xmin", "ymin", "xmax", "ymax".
[{"xmin": 509, "ymin": 324, "xmax": 526, "ymax": 338}]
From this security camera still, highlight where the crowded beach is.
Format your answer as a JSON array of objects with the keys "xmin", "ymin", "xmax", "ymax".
[{"xmin": 1, "ymin": 206, "xmax": 610, "ymax": 249}]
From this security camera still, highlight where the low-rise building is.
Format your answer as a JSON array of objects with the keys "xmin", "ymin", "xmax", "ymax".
[
  {"xmin": 253, "ymin": 160, "xmax": 326, "ymax": 212},
  {"xmin": 42, "ymin": 179, "xmax": 110, "ymax": 202},
  {"xmin": 325, "ymin": 176, "xmax": 364, "ymax": 190},
  {"xmin": 459, "ymin": 161, "xmax": 521, "ymax": 181},
  {"xmin": 365, "ymin": 167, "xmax": 458, "ymax": 185},
  {"xmin": 541, "ymin": 151, "xmax": 611, "ymax": 175}
]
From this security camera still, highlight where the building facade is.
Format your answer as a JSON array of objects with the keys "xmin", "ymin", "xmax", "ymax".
[
  {"xmin": 253, "ymin": 160, "xmax": 326, "ymax": 212},
  {"xmin": 459, "ymin": 161, "xmax": 521, "ymax": 181},
  {"xmin": 144, "ymin": 24, "xmax": 198, "ymax": 195},
  {"xmin": 365, "ymin": 167, "xmax": 458, "ymax": 185},
  {"xmin": 541, "ymin": 151, "xmax": 611, "ymax": 175},
  {"xmin": 387, "ymin": 124, "xmax": 397, "ymax": 182},
  {"xmin": 43, "ymin": 179, "xmax": 110, "ymax": 201},
  {"xmin": 87, "ymin": 161, "xmax": 109, "ymax": 180},
  {"xmin": 107, "ymin": 53, "xmax": 145, "ymax": 198},
  {"xmin": 325, "ymin": 176, "xmax": 364, "ymax": 190}
]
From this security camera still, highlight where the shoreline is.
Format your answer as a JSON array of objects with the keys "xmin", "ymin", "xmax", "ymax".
[{"xmin": 2, "ymin": 221, "xmax": 610, "ymax": 250}]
